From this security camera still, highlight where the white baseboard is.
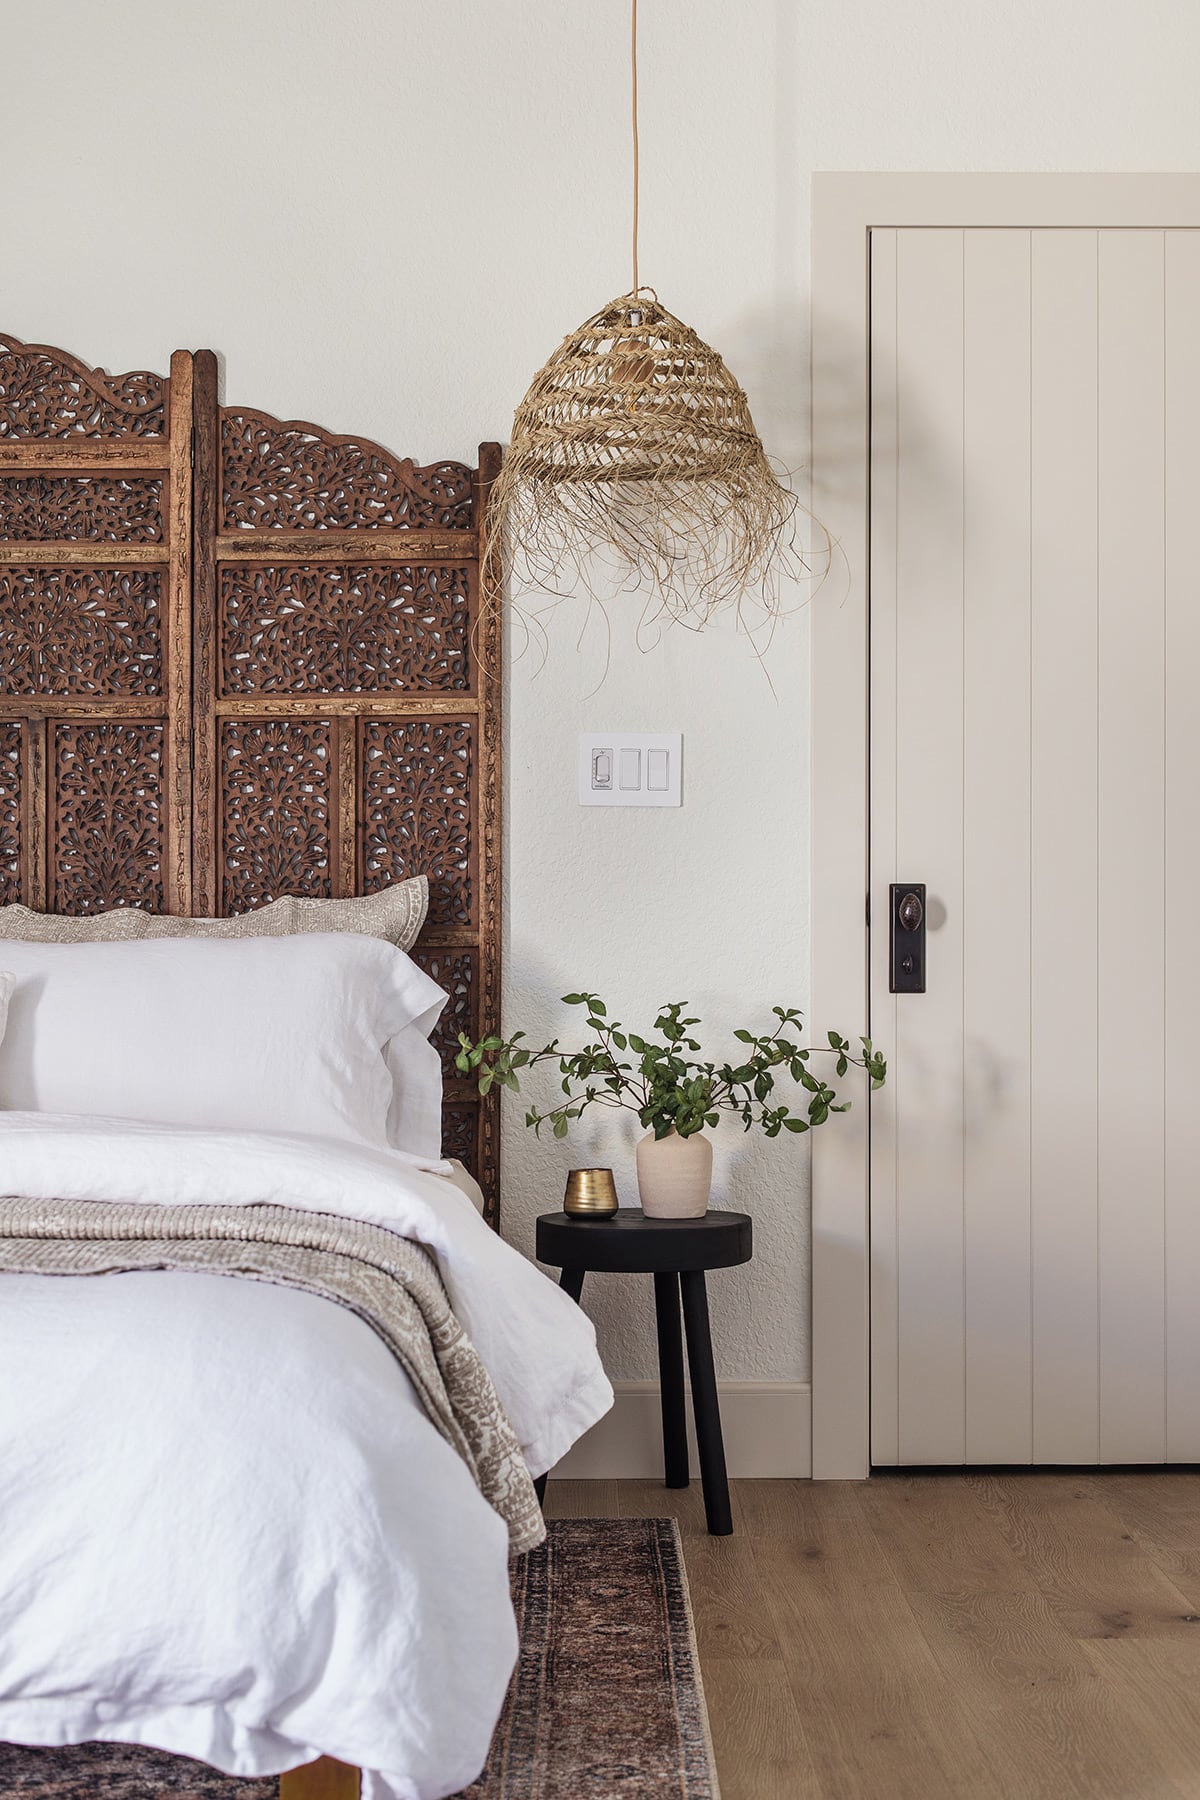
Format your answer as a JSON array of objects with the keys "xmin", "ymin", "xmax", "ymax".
[{"xmin": 553, "ymin": 1380, "xmax": 812, "ymax": 1479}]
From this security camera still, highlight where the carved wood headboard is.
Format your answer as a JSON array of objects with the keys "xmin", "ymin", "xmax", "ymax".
[{"xmin": 0, "ymin": 335, "xmax": 501, "ymax": 1223}]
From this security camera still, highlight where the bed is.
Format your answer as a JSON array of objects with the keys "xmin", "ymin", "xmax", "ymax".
[{"xmin": 0, "ymin": 335, "xmax": 611, "ymax": 1800}]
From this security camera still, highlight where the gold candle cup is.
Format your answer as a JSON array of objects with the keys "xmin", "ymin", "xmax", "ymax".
[{"xmin": 563, "ymin": 1168, "xmax": 619, "ymax": 1217}]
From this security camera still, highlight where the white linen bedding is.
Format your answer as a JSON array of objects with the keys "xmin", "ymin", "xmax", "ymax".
[{"xmin": 0, "ymin": 1114, "xmax": 613, "ymax": 1800}]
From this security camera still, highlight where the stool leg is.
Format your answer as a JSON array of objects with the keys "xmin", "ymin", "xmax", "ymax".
[
  {"xmin": 680, "ymin": 1270, "xmax": 732, "ymax": 1536},
  {"xmin": 653, "ymin": 1271, "xmax": 690, "ymax": 1489}
]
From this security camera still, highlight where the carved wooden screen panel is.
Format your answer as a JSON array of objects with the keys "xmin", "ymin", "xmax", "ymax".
[
  {"xmin": 190, "ymin": 353, "xmax": 502, "ymax": 1221},
  {"xmin": 0, "ymin": 335, "xmax": 502, "ymax": 1225},
  {"xmin": 0, "ymin": 335, "xmax": 193, "ymax": 914}
]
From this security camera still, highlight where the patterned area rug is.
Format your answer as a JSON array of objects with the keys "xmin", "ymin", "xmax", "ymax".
[{"xmin": 0, "ymin": 1518, "xmax": 718, "ymax": 1800}]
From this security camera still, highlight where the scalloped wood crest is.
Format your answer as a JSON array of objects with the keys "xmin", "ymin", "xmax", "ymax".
[{"xmin": 0, "ymin": 334, "xmax": 502, "ymax": 1224}]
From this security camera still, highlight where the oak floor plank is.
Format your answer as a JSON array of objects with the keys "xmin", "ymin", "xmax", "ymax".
[
  {"xmin": 1072, "ymin": 1476, "xmax": 1200, "ymax": 1795},
  {"xmin": 616, "ymin": 1475, "xmax": 742, "ymax": 1536},
  {"xmin": 541, "ymin": 1477, "xmax": 619, "ymax": 1519},
  {"xmin": 754, "ymin": 1480, "xmax": 1006, "ymax": 1800},
  {"xmin": 1083, "ymin": 1471, "xmax": 1200, "ymax": 1606},
  {"xmin": 856, "ymin": 1473, "xmax": 1029, "ymax": 1593},
  {"xmin": 967, "ymin": 1472, "xmax": 1199, "ymax": 1641},
  {"xmin": 279, "ymin": 1758, "xmax": 359, "ymax": 1800},
  {"xmin": 893, "ymin": 1582, "xmax": 1186, "ymax": 1800},
  {"xmin": 736, "ymin": 1477, "xmax": 836, "ymax": 1538},
  {"xmin": 1083, "ymin": 1637, "xmax": 1200, "ymax": 1795},
  {"xmin": 856, "ymin": 1478, "xmax": 1191, "ymax": 1799},
  {"xmin": 684, "ymin": 1530, "xmax": 784, "ymax": 1662},
  {"xmin": 701, "ymin": 1656, "xmax": 822, "ymax": 1800}
]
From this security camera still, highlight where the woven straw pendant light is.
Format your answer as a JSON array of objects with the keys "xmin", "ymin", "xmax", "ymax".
[{"xmin": 489, "ymin": 0, "xmax": 804, "ymax": 639}]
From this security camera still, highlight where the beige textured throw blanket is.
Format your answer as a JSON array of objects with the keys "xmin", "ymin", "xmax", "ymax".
[{"xmin": 0, "ymin": 1197, "xmax": 545, "ymax": 1556}]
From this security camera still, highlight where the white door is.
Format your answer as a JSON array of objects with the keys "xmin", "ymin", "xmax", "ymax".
[{"xmin": 869, "ymin": 226, "xmax": 1200, "ymax": 1466}]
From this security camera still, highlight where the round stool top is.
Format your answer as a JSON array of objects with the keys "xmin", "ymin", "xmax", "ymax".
[{"xmin": 536, "ymin": 1207, "xmax": 752, "ymax": 1274}]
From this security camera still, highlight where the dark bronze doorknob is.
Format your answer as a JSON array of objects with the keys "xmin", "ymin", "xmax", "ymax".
[{"xmin": 898, "ymin": 890, "xmax": 924, "ymax": 933}]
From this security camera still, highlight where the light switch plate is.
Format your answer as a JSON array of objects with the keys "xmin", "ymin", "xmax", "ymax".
[{"xmin": 579, "ymin": 733, "xmax": 682, "ymax": 807}]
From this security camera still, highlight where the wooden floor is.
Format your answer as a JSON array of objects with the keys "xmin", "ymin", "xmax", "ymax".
[{"xmin": 544, "ymin": 1472, "xmax": 1200, "ymax": 1800}]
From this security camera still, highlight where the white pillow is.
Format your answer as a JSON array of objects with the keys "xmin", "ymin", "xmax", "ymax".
[
  {"xmin": 386, "ymin": 1018, "xmax": 446, "ymax": 1161},
  {"xmin": 0, "ymin": 972, "xmax": 13, "ymax": 1051},
  {"xmin": 0, "ymin": 935, "xmax": 447, "ymax": 1149},
  {"xmin": 0, "ymin": 892, "xmax": 448, "ymax": 1160}
]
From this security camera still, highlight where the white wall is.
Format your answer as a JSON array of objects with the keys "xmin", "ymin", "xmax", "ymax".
[{"xmin": 5, "ymin": 0, "xmax": 1197, "ymax": 1396}]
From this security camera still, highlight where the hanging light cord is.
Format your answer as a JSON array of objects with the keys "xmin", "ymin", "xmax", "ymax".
[{"xmin": 631, "ymin": 0, "xmax": 640, "ymax": 296}]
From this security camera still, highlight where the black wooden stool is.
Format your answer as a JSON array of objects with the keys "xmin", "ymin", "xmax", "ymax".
[{"xmin": 534, "ymin": 1207, "xmax": 753, "ymax": 1536}]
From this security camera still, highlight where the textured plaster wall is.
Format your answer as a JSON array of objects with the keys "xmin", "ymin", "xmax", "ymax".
[{"xmin": 4, "ymin": 0, "xmax": 1197, "ymax": 1383}]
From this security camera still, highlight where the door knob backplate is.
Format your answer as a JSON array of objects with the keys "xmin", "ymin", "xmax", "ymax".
[{"xmin": 889, "ymin": 882, "xmax": 927, "ymax": 993}]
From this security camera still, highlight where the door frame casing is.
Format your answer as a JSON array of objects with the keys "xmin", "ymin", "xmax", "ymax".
[{"xmin": 810, "ymin": 172, "xmax": 1200, "ymax": 1480}]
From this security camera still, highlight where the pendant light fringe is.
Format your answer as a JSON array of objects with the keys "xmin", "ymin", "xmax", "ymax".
[{"xmin": 488, "ymin": 291, "xmax": 817, "ymax": 634}]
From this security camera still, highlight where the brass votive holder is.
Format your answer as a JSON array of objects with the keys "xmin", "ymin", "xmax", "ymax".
[{"xmin": 563, "ymin": 1167, "xmax": 619, "ymax": 1217}]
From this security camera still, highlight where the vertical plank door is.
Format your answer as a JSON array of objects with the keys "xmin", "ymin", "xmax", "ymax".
[{"xmin": 869, "ymin": 228, "xmax": 1197, "ymax": 1465}]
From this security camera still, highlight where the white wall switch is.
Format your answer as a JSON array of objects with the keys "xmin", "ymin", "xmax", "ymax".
[{"xmin": 579, "ymin": 733, "xmax": 682, "ymax": 807}]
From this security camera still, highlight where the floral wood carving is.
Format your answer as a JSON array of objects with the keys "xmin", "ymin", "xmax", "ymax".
[
  {"xmin": 0, "ymin": 568, "xmax": 161, "ymax": 696},
  {"xmin": 0, "ymin": 335, "xmax": 166, "ymax": 438},
  {"xmin": 220, "ymin": 409, "xmax": 473, "ymax": 531},
  {"xmin": 53, "ymin": 723, "xmax": 164, "ymax": 913},
  {"xmin": 0, "ymin": 725, "xmax": 20, "ymax": 906},
  {"xmin": 221, "ymin": 719, "xmax": 333, "ymax": 913},
  {"xmin": 441, "ymin": 1102, "xmax": 481, "ymax": 1173},
  {"xmin": 361, "ymin": 718, "xmax": 473, "ymax": 926},
  {"xmin": 0, "ymin": 476, "xmax": 163, "ymax": 542},
  {"xmin": 220, "ymin": 563, "xmax": 470, "ymax": 695},
  {"xmin": 410, "ymin": 946, "xmax": 478, "ymax": 1077}
]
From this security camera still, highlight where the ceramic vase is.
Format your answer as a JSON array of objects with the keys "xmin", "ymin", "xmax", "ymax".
[{"xmin": 636, "ymin": 1128, "xmax": 712, "ymax": 1218}]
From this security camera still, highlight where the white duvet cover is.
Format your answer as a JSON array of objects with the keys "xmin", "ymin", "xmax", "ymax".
[{"xmin": 0, "ymin": 1113, "xmax": 612, "ymax": 1800}]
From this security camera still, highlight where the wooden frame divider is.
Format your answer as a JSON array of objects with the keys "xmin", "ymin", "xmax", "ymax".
[{"xmin": 0, "ymin": 330, "xmax": 502, "ymax": 1225}]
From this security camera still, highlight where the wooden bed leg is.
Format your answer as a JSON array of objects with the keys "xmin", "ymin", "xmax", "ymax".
[{"xmin": 279, "ymin": 1756, "xmax": 361, "ymax": 1799}]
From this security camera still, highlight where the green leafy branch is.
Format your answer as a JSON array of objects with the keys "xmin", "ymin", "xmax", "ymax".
[{"xmin": 456, "ymin": 994, "xmax": 886, "ymax": 1142}]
